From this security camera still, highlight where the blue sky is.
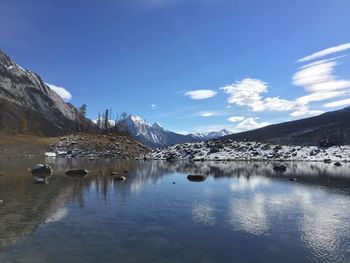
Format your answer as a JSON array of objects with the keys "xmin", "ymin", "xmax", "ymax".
[{"xmin": 1, "ymin": 0, "xmax": 350, "ymax": 133}]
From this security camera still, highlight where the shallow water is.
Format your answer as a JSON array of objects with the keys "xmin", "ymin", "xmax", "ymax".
[{"xmin": 0, "ymin": 158, "xmax": 350, "ymax": 263}]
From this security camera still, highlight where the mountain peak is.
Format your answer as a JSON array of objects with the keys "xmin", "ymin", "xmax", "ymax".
[{"xmin": 152, "ymin": 122, "xmax": 163, "ymax": 129}]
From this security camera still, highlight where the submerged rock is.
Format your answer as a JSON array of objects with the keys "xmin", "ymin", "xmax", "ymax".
[{"xmin": 65, "ymin": 169, "xmax": 88, "ymax": 177}]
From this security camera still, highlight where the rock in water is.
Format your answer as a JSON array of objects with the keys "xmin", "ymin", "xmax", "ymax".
[
  {"xmin": 113, "ymin": 175, "xmax": 126, "ymax": 181},
  {"xmin": 334, "ymin": 162, "xmax": 342, "ymax": 167},
  {"xmin": 65, "ymin": 169, "xmax": 88, "ymax": 177},
  {"xmin": 187, "ymin": 174, "xmax": 207, "ymax": 182},
  {"xmin": 31, "ymin": 164, "xmax": 53, "ymax": 175}
]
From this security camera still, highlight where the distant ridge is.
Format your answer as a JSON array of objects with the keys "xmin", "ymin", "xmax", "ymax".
[
  {"xmin": 123, "ymin": 114, "xmax": 231, "ymax": 148},
  {"xmin": 224, "ymin": 107, "xmax": 350, "ymax": 145}
]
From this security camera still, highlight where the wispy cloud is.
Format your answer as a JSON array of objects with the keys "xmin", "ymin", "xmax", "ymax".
[
  {"xmin": 235, "ymin": 118, "xmax": 269, "ymax": 131},
  {"xmin": 149, "ymin": 104, "xmax": 157, "ymax": 109},
  {"xmin": 227, "ymin": 116, "xmax": 245, "ymax": 123},
  {"xmin": 324, "ymin": 98, "xmax": 350, "ymax": 108},
  {"xmin": 184, "ymin": 89, "xmax": 217, "ymax": 100},
  {"xmin": 290, "ymin": 106, "xmax": 324, "ymax": 117},
  {"xmin": 201, "ymin": 112, "xmax": 213, "ymax": 117},
  {"xmin": 46, "ymin": 83, "xmax": 72, "ymax": 101},
  {"xmin": 298, "ymin": 42, "xmax": 350, "ymax": 62}
]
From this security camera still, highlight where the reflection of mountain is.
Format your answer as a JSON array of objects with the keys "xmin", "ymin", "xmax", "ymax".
[{"xmin": 1, "ymin": 158, "xmax": 350, "ymax": 252}]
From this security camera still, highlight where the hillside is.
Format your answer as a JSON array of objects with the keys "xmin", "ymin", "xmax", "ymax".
[
  {"xmin": 224, "ymin": 107, "xmax": 350, "ymax": 146},
  {"xmin": 0, "ymin": 49, "xmax": 90, "ymax": 136}
]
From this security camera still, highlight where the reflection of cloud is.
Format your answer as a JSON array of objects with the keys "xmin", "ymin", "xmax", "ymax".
[
  {"xmin": 228, "ymin": 194, "xmax": 269, "ymax": 235},
  {"xmin": 230, "ymin": 176, "xmax": 270, "ymax": 191},
  {"xmin": 192, "ymin": 202, "xmax": 215, "ymax": 225},
  {"xmin": 295, "ymin": 187, "xmax": 350, "ymax": 262},
  {"xmin": 45, "ymin": 207, "xmax": 68, "ymax": 224}
]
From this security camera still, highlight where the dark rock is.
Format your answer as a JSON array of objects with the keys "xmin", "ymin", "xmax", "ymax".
[
  {"xmin": 113, "ymin": 175, "xmax": 126, "ymax": 181},
  {"xmin": 31, "ymin": 164, "xmax": 52, "ymax": 175},
  {"xmin": 334, "ymin": 162, "xmax": 342, "ymax": 167},
  {"xmin": 288, "ymin": 178, "xmax": 297, "ymax": 181},
  {"xmin": 323, "ymin": 159, "xmax": 332, "ymax": 163},
  {"xmin": 65, "ymin": 169, "xmax": 88, "ymax": 177},
  {"xmin": 187, "ymin": 174, "xmax": 207, "ymax": 182}
]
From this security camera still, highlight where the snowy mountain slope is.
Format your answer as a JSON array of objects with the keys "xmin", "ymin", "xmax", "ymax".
[
  {"xmin": 191, "ymin": 129, "xmax": 231, "ymax": 140},
  {"xmin": 123, "ymin": 115, "xmax": 231, "ymax": 148},
  {"xmin": 0, "ymin": 49, "xmax": 84, "ymax": 135}
]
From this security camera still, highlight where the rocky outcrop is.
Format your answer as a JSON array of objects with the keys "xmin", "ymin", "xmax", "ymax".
[{"xmin": 47, "ymin": 134, "xmax": 150, "ymax": 159}]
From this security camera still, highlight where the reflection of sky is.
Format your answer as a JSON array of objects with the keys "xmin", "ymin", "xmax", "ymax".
[{"xmin": 192, "ymin": 202, "xmax": 216, "ymax": 226}]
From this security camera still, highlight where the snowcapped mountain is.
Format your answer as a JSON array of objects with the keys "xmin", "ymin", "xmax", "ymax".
[
  {"xmin": 191, "ymin": 129, "xmax": 231, "ymax": 140},
  {"xmin": 123, "ymin": 115, "xmax": 232, "ymax": 148},
  {"xmin": 0, "ymin": 49, "xmax": 89, "ymax": 135}
]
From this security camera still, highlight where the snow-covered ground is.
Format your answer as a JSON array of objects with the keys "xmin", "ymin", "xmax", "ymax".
[{"xmin": 147, "ymin": 139, "xmax": 350, "ymax": 162}]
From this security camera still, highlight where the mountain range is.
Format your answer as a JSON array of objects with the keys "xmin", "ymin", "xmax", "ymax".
[{"xmin": 124, "ymin": 115, "xmax": 231, "ymax": 148}]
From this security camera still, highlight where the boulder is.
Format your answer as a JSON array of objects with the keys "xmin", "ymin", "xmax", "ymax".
[
  {"xmin": 334, "ymin": 162, "xmax": 342, "ymax": 167},
  {"xmin": 31, "ymin": 164, "xmax": 52, "ymax": 175},
  {"xmin": 187, "ymin": 174, "xmax": 207, "ymax": 182},
  {"xmin": 65, "ymin": 169, "xmax": 88, "ymax": 177}
]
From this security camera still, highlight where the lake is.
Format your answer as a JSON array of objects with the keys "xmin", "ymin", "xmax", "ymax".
[{"xmin": 0, "ymin": 158, "xmax": 350, "ymax": 263}]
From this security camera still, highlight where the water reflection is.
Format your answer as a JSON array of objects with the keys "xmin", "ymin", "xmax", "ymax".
[{"xmin": 0, "ymin": 159, "xmax": 349, "ymax": 262}]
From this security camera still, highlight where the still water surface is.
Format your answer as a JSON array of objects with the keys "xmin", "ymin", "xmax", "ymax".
[{"xmin": 0, "ymin": 158, "xmax": 350, "ymax": 263}]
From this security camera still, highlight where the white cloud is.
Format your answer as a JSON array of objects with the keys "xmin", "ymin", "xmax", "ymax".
[
  {"xmin": 221, "ymin": 78, "xmax": 297, "ymax": 112},
  {"xmin": 235, "ymin": 118, "xmax": 269, "ymax": 131},
  {"xmin": 227, "ymin": 116, "xmax": 245, "ymax": 123},
  {"xmin": 46, "ymin": 83, "xmax": 72, "ymax": 101},
  {"xmin": 290, "ymin": 106, "xmax": 324, "ymax": 117},
  {"xmin": 149, "ymin": 104, "xmax": 157, "ymax": 109},
  {"xmin": 201, "ymin": 112, "xmax": 213, "ymax": 117},
  {"xmin": 298, "ymin": 42, "xmax": 350, "ymax": 62},
  {"xmin": 324, "ymin": 98, "xmax": 350, "ymax": 108},
  {"xmin": 184, "ymin": 89, "xmax": 217, "ymax": 100},
  {"xmin": 293, "ymin": 60, "xmax": 350, "ymax": 94}
]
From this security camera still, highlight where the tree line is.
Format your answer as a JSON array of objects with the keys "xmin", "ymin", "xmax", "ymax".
[{"xmin": 76, "ymin": 104, "xmax": 130, "ymax": 136}]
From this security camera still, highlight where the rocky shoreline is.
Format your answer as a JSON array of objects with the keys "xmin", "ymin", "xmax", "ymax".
[
  {"xmin": 47, "ymin": 134, "xmax": 150, "ymax": 159},
  {"xmin": 146, "ymin": 139, "xmax": 350, "ymax": 163}
]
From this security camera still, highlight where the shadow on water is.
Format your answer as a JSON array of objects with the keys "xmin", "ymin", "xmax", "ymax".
[{"xmin": 0, "ymin": 158, "xmax": 349, "ymax": 262}]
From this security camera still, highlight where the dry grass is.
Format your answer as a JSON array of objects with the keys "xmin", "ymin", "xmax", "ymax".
[{"xmin": 0, "ymin": 133, "xmax": 56, "ymax": 146}]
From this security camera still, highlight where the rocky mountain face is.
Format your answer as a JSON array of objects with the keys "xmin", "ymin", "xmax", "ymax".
[
  {"xmin": 123, "ymin": 115, "xmax": 231, "ymax": 148},
  {"xmin": 0, "ymin": 49, "xmax": 83, "ymax": 135},
  {"xmin": 224, "ymin": 107, "xmax": 350, "ymax": 146}
]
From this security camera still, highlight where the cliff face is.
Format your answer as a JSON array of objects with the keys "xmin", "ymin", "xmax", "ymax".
[{"xmin": 0, "ymin": 49, "xmax": 80, "ymax": 135}]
